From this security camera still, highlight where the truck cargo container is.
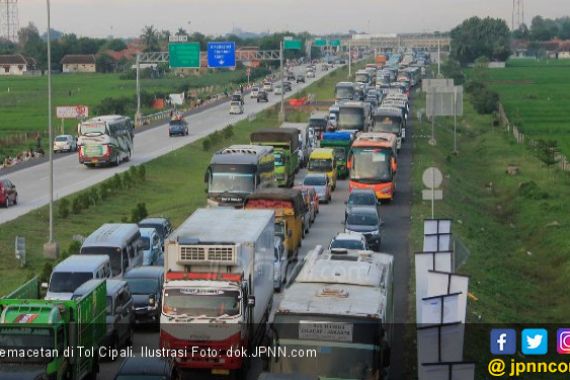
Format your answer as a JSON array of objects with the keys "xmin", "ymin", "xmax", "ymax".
[{"xmin": 251, "ymin": 129, "xmax": 300, "ymax": 188}]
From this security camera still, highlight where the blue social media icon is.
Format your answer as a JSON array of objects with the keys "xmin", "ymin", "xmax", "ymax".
[
  {"xmin": 491, "ymin": 329, "xmax": 516, "ymax": 355},
  {"xmin": 522, "ymin": 329, "xmax": 548, "ymax": 355}
]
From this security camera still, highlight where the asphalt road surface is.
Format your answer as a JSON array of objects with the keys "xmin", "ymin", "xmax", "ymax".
[
  {"xmin": 0, "ymin": 63, "xmax": 339, "ymax": 225},
  {"xmin": 98, "ymin": 114, "xmax": 413, "ymax": 379}
]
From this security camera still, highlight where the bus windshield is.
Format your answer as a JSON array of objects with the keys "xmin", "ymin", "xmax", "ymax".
[
  {"xmin": 373, "ymin": 116, "xmax": 401, "ymax": 134},
  {"xmin": 80, "ymin": 122, "xmax": 106, "ymax": 135},
  {"xmin": 308, "ymin": 159, "xmax": 333, "ymax": 172},
  {"xmin": 81, "ymin": 246, "xmax": 122, "ymax": 277},
  {"xmin": 351, "ymin": 149, "xmax": 391, "ymax": 183},
  {"xmin": 339, "ymin": 108, "xmax": 364, "ymax": 129},
  {"xmin": 163, "ymin": 288, "xmax": 240, "ymax": 317},
  {"xmin": 210, "ymin": 173, "xmax": 254, "ymax": 194}
]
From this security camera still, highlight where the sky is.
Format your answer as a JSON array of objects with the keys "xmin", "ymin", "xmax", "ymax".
[{"xmin": 19, "ymin": 0, "xmax": 570, "ymax": 38}]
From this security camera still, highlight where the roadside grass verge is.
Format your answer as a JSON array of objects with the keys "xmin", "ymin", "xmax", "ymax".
[
  {"xmin": 411, "ymin": 90, "xmax": 570, "ymax": 375},
  {"xmin": 0, "ymin": 64, "xmax": 352, "ymax": 295}
]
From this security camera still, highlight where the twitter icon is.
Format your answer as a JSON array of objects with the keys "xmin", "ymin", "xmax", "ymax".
[{"xmin": 522, "ymin": 329, "xmax": 548, "ymax": 355}]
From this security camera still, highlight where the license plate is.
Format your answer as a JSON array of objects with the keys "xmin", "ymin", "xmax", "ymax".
[{"xmin": 212, "ymin": 369, "xmax": 230, "ymax": 375}]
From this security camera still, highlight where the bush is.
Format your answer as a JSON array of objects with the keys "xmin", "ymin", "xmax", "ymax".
[
  {"xmin": 138, "ymin": 165, "xmax": 147, "ymax": 182},
  {"xmin": 58, "ymin": 198, "xmax": 70, "ymax": 219},
  {"xmin": 111, "ymin": 174, "xmax": 123, "ymax": 190},
  {"xmin": 202, "ymin": 138, "xmax": 212, "ymax": 151},
  {"xmin": 79, "ymin": 192, "xmax": 91, "ymax": 210},
  {"xmin": 61, "ymin": 240, "xmax": 82, "ymax": 260},
  {"xmin": 466, "ymin": 80, "xmax": 499, "ymax": 114},
  {"xmin": 122, "ymin": 171, "xmax": 133, "ymax": 189},
  {"xmin": 71, "ymin": 196, "xmax": 83, "ymax": 215},
  {"xmin": 223, "ymin": 125, "xmax": 234, "ymax": 139},
  {"xmin": 89, "ymin": 187, "xmax": 99, "ymax": 205},
  {"xmin": 99, "ymin": 183, "xmax": 110, "ymax": 200},
  {"xmin": 130, "ymin": 202, "xmax": 148, "ymax": 223},
  {"xmin": 40, "ymin": 262, "xmax": 53, "ymax": 283},
  {"xmin": 518, "ymin": 181, "xmax": 549, "ymax": 200},
  {"xmin": 210, "ymin": 131, "xmax": 222, "ymax": 145}
]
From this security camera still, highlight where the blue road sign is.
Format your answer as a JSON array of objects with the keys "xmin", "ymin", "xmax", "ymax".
[{"xmin": 207, "ymin": 42, "xmax": 236, "ymax": 68}]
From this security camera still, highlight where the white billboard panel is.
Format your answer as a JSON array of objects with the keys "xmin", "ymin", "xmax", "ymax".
[
  {"xmin": 427, "ymin": 271, "xmax": 470, "ymax": 323},
  {"xmin": 420, "ymin": 293, "xmax": 460, "ymax": 325},
  {"xmin": 421, "ymin": 362, "xmax": 476, "ymax": 380},
  {"xmin": 415, "ymin": 252, "xmax": 453, "ymax": 322},
  {"xmin": 417, "ymin": 323, "xmax": 465, "ymax": 378}
]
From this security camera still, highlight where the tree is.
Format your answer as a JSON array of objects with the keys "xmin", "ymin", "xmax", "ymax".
[
  {"xmin": 96, "ymin": 54, "xmax": 117, "ymax": 73},
  {"xmin": 450, "ymin": 17, "xmax": 511, "ymax": 65},
  {"xmin": 105, "ymin": 38, "xmax": 127, "ymax": 52},
  {"xmin": 17, "ymin": 23, "xmax": 47, "ymax": 68},
  {"xmin": 0, "ymin": 38, "xmax": 16, "ymax": 54},
  {"xmin": 441, "ymin": 59, "xmax": 465, "ymax": 84},
  {"xmin": 530, "ymin": 16, "xmax": 558, "ymax": 41},
  {"xmin": 534, "ymin": 139, "xmax": 560, "ymax": 171},
  {"xmin": 512, "ymin": 24, "xmax": 529, "ymax": 40},
  {"xmin": 175, "ymin": 28, "xmax": 188, "ymax": 36},
  {"xmin": 140, "ymin": 25, "xmax": 160, "ymax": 52}
]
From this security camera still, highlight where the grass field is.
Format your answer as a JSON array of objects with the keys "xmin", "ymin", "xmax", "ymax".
[
  {"xmin": 0, "ymin": 63, "xmax": 355, "ymax": 296},
  {"xmin": 411, "ymin": 91, "xmax": 570, "ymax": 378},
  {"xmin": 477, "ymin": 59, "xmax": 570, "ymax": 155},
  {"xmin": 0, "ymin": 68, "xmax": 256, "ymax": 157}
]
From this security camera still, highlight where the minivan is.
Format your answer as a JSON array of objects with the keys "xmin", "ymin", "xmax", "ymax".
[
  {"xmin": 44, "ymin": 255, "xmax": 111, "ymax": 300},
  {"xmin": 139, "ymin": 228, "xmax": 162, "ymax": 266},
  {"xmin": 123, "ymin": 266, "xmax": 164, "ymax": 325},
  {"xmin": 80, "ymin": 223, "xmax": 143, "ymax": 278}
]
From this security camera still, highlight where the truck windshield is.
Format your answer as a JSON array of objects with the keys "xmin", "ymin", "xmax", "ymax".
[
  {"xmin": 125, "ymin": 278, "xmax": 159, "ymax": 295},
  {"xmin": 274, "ymin": 222, "xmax": 285, "ymax": 238},
  {"xmin": 0, "ymin": 327, "xmax": 54, "ymax": 363},
  {"xmin": 335, "ymin": 86, "xmax": 354, "ymax": 100},
  {"xmin": 210, "ymin": 173, "xmax": 254, "ymax": 194},
  {"xmin": 308, "ymin": 159, "xmax": 332, "ymax": 172},
  {"xmin": 351, "ymin": 149, "xmax": 391, "ymax": 183},
  {"xmin": 49, "ymin": 272, "xmax": 93, "ymax": 293},
  {"xmin": 81, "ymin": 246, "xmax": 122, "ymax": 277},
  {"xmin": 355, "ymin": 73, "xmax": 369, "ymax": 83},
  {"xmin": 333, "ymin": 147, "xmax": 346, "ymax": 161},
  {"xmin": 274, "ymin": 152, "xmax": 284, "ymax": 167},
  {"xmin": 163, "ymin": 288, "xmax": 240, "ymax": 317},
  {"xmin": 339, "ymin": 109, "xmax": 364, "ymax": 129},
  {"xmin": 373, "ymin": 116, "xmax": 401, "ymax": 134}
]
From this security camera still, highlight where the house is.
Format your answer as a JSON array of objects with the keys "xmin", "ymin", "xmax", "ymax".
[
  {"xmin": 0, "ymin": 54, "xmax": 37, "ymax": 76},
  {"xmin": 61, "ymin": 54, "xmax": 96, "ymax": 73}
]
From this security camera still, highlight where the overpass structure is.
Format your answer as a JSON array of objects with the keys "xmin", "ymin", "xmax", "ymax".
[{"xmin": 321, "ymin": 33, "xmax": 451, "ymax": 51}]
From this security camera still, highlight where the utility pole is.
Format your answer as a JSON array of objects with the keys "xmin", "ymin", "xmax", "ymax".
[
  {"xmin": 279, "ymin": 40, "xmax": 285, "ymax": 122},
  {"xmin": 453, "ymin": 86, "xmax": 458, "ymax": 153},
  {"xmin": 135, "ymin": 53, "xmax": 141, "ymax": 127},
  {"xmin": 437, "ymin": 39, "xmax": 441, "ymax": 77},
  {"xmin": 348, "ymin": 41, "xmax": 352, "ymax": 79}
]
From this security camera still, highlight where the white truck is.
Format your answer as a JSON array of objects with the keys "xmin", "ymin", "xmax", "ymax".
[
  {"xmin": 160, "ymin": 208, "xmax": 274, "ymax": 377},
  {"xmin": 270, "ymin": 247, "xmax": 394, "ymax": 380}
]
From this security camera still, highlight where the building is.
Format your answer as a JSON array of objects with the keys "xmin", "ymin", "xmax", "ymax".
[
  {"xmin": 61, "ymin": 54, "xmax": 96, "ymax": 73},
  {"xmin": 0, "ymin": 54, "xmax": 37, "ymax": 76}
]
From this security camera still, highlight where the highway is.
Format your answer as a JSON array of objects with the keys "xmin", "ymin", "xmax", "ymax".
[
  {"xmin": 98, "ymin": 106, "xmax": 413, "ymax": 380},
  {"xmin": 0, "ymin": 63, "xmax": 338, "ymax": 225}
]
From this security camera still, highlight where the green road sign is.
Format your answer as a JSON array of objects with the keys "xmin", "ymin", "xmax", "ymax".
[
  {"xmin": 284, "ymin": 39, "xmax": 302, "ymax": 50},
  {"xmin": 169, "ymin": 42, "xmax": 201, "ymax": 68},
  {"xmin": 329, "ymin": 39, "xmax": 341, "ymax": 47},
  {"xmin": 314, "ymin": 39, "xmax": 326, "ymax": 47}
]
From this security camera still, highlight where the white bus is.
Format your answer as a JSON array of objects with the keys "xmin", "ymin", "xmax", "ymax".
[{"xmin": 78, "ymin": 115, "xmax": 134, "ymax": 167}]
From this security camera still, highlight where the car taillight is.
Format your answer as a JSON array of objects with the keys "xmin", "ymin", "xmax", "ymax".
[{"xmin": 102, "ymin": 145, "xmax": 111, "ymax": 158}]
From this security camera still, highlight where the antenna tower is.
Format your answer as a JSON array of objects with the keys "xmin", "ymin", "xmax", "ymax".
[
  {"xmin": 512, "ymin": 0, "xmax": 525, "ymax": 30},
  {"xmin": 0, "ymin": 0, "xmax": 19, "ymax": 42}
]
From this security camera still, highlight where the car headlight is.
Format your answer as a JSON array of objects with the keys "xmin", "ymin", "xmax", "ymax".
[{"xmin": 149, "ymin": 296, "xmax": 156, "ymax": 305}]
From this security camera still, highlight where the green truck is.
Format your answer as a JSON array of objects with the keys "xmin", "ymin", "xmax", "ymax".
[
  {"xmin": 250, "ymin": 128, "xmax": 300, "ymax": 187},
  {"xmin": 320, "ymin": 131, "xmax": 355, "ymax": 179},
  {"xmin": 0, "ymin": 277, "xmax": 106, "ymax": 380}
]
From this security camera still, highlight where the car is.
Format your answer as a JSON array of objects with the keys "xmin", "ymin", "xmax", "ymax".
[
  {"xmin": 346, "ymin": 189, "xmax": 379, "ymax": 216},
  {"xmin": 0, "ymin": 178, "xmax": 17, "ymax": 207},
  {"xmin": 123, "ymin": 266, "xmax": 164, "ymax": 325},
  {"xmin": 138, "ymin": 217, "xmax": 173, "ymax": 249},
  {"xmin": 365, "ymin": 96, "xmax": 379, "ymax": 108},
  {"xmin": 322, "ymin": 64, "xmax": 329, "ymax": 71},
  {"xmin": 251, "ymin": 86, "xmax": 260, "ymax": 98},
  {"xmin": 283, "ymin": 81, "xmax": 292, "ymax": 92},
  {"xmin": 257, "ymin": 90, "xmax": 269, "ymax": 102},
  {"xmin": 296, "ymin": 74, "xmax": 305, "ymax": 83},
  {"xmin": 263, "ymin": 81, "xmax": 273, "ymax": 92},
  {"xmin": 114, "ymin": 357, "xmax": 179, "ymax": 380},
  {"xmin": 53, "ymin": 134, "xmax": 77, "ymax": 153},
  {"xmin": 168, "ymin": 117, "xmax": 188, "ymax": 137},
  {"xmin": 344, "ymin": 206, "xmax": 382, "ymax": 251},
  {"xmin": 229, "ymin": 101, "xmax": 244, "ymax": 114},
  {"xmin": 329, "ymin": 232, "xmax": 368, "ymax": 251},
  {"xmin": 294, "ymin": 186, "xmax": 317, "ymax": 225},
  {"xmin": 231, "ymin": 93, "xmax": 244, "ymax": 105},
  {"xmin": 306, "ymin": 70, "xmax": 316, "ymax": 78},
  {"xmin": 273, "ymin": 236, "xmax": 287, "ymax": 292},
  {"xmin": 274, "ymin": 84, "xmax": 283, "ymax": 95},
  {"xmin": 139, "ymin": 227, "xmax": 162, "ymax": 266},
  {"xmin": 303, "ymin": 173, "xmax": 331, "ymax": 204},
  {"xmin": 286, "ymin": 72, "xmax": 295, "ymax": 81}
]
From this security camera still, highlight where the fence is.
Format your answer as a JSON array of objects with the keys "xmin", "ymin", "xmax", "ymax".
[{"xmin": 498, "ymin": 102, "xmax": 570, "ymax": 172}]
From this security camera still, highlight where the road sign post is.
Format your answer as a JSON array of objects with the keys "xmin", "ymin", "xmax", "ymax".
[
  {"xmin": 422, "ymin": 167, "xmax": 443, "ymax": 219},
  {"xmin": 207, "ymin": 42, "xmax": 236, "ymax": 68}
]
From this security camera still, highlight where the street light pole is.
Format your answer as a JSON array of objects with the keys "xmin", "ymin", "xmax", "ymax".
[
  {"xmin": 47, "ymin": 0, "xmax": 53, "ymax": 243},
  {"xmin": 348, "ymin": 41, "xmax": 352, "ymax": 78},
  {"xmin": 279, "ymin": 40, "xmax": 285, "ymax": 122},
  {"xmin": 136, "ymin": 53, "xmax": 141, "ymax": 127}
]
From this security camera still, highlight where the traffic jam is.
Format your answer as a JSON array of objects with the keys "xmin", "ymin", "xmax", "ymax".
[{"xmin": 0, "ymin": 51, "xmax": 427, "ymax": 380}]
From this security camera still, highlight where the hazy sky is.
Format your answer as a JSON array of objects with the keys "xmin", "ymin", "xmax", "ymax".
[{"xmin": 19, "ymin": 0, "xmax": 570, "ymax": 38}]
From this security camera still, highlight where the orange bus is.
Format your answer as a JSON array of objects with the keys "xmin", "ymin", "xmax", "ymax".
[{"xmin": 348, "ymin": 132, "xmax": 398, "ymax": 201}]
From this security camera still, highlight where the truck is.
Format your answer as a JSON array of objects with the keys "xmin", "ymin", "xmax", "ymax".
[
  {"xmin": 245, "ymin": 188, "xmax": 307, "ymax": 259},
  {"xmin": 205, "ymin": 145, "xmax": 275, "ymax": 207},
  {"xmin": 280, "ymin": 123, "xmax": 315, "ymax": 168},
  {"xmin": 250, "ymin": 128, "xmax": 300, "ymax": 187},
  {"xmin": 160, "ymin": 208, "xmax": 274, "ymax": 378},
  {"xmin": 338, "ymin": 101, "xmax": 372, "ymax": 132},
  {"xmin": 320, "ymin": 131, "xmax": 355, "ymax": 179},
  {"xmin": 0, "ymin": 276, "xmax": 106, "ymax": 380},
  {"xmin": 270, "ymin": 247, "xmax": 394, "ymax": 380},
  {"xmin": 334, "ymin": 81, "xmax": 356, "ymax": 102}
]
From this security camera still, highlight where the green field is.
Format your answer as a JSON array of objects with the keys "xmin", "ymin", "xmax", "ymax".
[
  {"xmin": 478, "ymin": 59, "xmax": 570, "ymax": 155},
  {"xmin": 0, "ymin": 68, "xmax": 257, "ymax": 157},
  {"xmin": 0, "ymin": 63, "xmax": 356, "ymax": 296},
  {"xmin": 411, "ymin": 91, "xmax": 570, "ymax": 378}
]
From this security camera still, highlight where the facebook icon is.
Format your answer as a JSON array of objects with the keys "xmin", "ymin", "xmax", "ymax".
[{"xmin": 491, "ymin": 329, "xmax": 517, "ymax": 355}]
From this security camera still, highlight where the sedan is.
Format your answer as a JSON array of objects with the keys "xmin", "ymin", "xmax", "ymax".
[
  {"xmin": 53, "ymin": 134, "xmax": 77, "ymax": 153},
  {"xmin": 168, "ymin": 119, "xmax": 188, "ymax": 137},
  {"xmin": 257, "ymin": 90, "xmax": 269, "ymax": 102},
  {"xmin": 296, "ymin": 74, "xmax": 305, "ymax": 83},
  {"xmin": 303, "ymin": 173, "xmax": 331, "ymax": 204},
  {"xmin": 0, "ymin": 178, "xmax": 17, "ymax": 207},
  {"xmin": 344, "ymin": 206, "xmax": 382, "ymax": 251},
  {"xmin": 329, "ymin": 232, "xmax": 368, "ymax": 251}
]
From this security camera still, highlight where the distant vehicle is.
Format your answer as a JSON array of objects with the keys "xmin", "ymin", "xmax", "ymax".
[
  {"xmin": 274, "ymin": 236, "xmax": 287, "ymax": 292},
  {"xmin": 373, "ymin": 107, "xmax": 405, "ymax": 150},
  {"xmin": 338, "ymin": 101, "xmax": 372, "ymax": 132},
  {"xmin": 231, "ymin": 93, "xmax": 244, "ymax": 105},
  {"xmin": 78, "ymin": 115, "xmax": 134, "ymax": 167},
  {"xmin": 139, "ymin": 227, "xmax": 162, "ymax": 265},
  {"xmin": 0, "ymin": 178, "xmax": 17, "ymax": 207},
  {"xmin": 308, "ymin": 112, "xmax": 329, "ymax": 137},
  {"xmin": 229, "ymin": 100, "xmax": 244, "ymax": 114},
  {"xmin": 354, "ymin": 69, "xmax": 372, "ymax": 85},
  {"xmin": 303, "ymin": 173, "xmax": 331, "ymax": 204},
  {"xmin": 308, "ymin": 148, "xmax": 337, "ymax": 191},
  {"xmin": 346, "ymin": 188, "xmax": 379, "ymax": 216},
  {"xmin": 322, "ymin": 63, "xmax": 329, "ymax": 71},
  {"xmin": 320, "ymin": 131, "xmax": 355, "ymax": 179},
  {"xmin": 168, "ymin": 116, "xmax": 189, "ymax": 137},
  {"xmin": 123, "ymin": 266, "xmax": 164, "ymax": 325},
  {"xmin": 296, "ymin": 74, "xmax": 305, "ymax": 83},
  {"xmin": 365, "ymin": 95, "xmax": 379, "ymax": 108},
  {"xmin": 329, "ymin": 231, "xmax": 368, "ymax": 251},
  {"xmin": 345, "ymin": 206, "xmax": 382, "ymax": 251},
  {"xmin": 283, "ymin": 81, "xmax": 292, "ymax": 92},
  {"xmin": 114, "ymin": 357, "xmax": 179, "ymax": 380},
  {"xmin": 274, "ymin": 83, "xmax": 283, "ymax": 95},
  {"xmin": 334, "ymin": 81, "xmax": 355, "ymax": 102},
  {"xmin": 306, "ymin": 70, "xmax": 316, "ymax": 78},
  {"xmin": 286, "ymin": 72, "xmax": 295, "ymax": 80},
  {"xmin": 257, "ymin": 90, "xmax": 269, "ymax": 102},
  {"xmin": 138, "ymin": 217, "xmax": 173, "ymax": 248},
  {"xmin": 251, "ymin": 86, "xmax": 260, "ymax": 98},
  {"xmin": 263, "ymin": 81, "xmax": 274, "ymax": 92},
  {"xmin": 53, "ymin": 134, "xmax": 77, "ymax": 153}
]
